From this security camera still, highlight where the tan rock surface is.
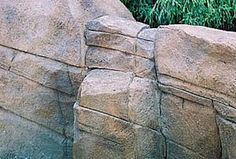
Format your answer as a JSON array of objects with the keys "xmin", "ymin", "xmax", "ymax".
[
  {"xmin": 74, "ymin": 104, "xmax": 165, "ymax": 158},
  {"xmin": 0, "ymin": 68, "xmax": 75, "ymax": 137},
  {"xmin": 85, "ymin": 30, "xmax": 136, "ymax": 55},
  {"xmin": 75, "ymin": 106, "xmax": 134, "ymax": 145},
  {"xmin": 128, "ymin": 77, "xmax": 160, "ymax": 130},
  {"xmin": 217, "ymin": 116, "xmax": 236, "ymax": 159},
  {"xmin": 136, "ymin": 39, "xmax": 155, "ymax": 59},
  {"xmin": 86, "ymin": 47, "xmax": 135, "ymax": 72},
  {"xmin": 161, "ymin": 93, "xmax": 220, "ymax": 158},
  {"xmin": 134, "ymin": 125, "xmax": 165, "ymax": 159},
  {"xmin": 155, "ymin": 25, "xmax": 236, "ymax": 107},
  {"xmin": 86, "ymin": 47, "xmax": 156, "ymax": 79},
  {"xmin": 1, "ymin": 3, "xmax": 236, "ymax": 157},
  {"xmin": 0, "ymin": 1, "xmax": 134, "ymax": 157},
  {"xmin": 73, "ymin": 131, "xmax": 125, "ymax": 159},
  {"xmin": 10, "ymin": 51, "xmax": 86, "ymax": 95},
  {"xmin": 0, "ymin": 46, "xmax": 17, "ymax": 70},
  {"xmin": 79, "ymin": 70, "xmax": 133, "ymax": 120},
  {"xmin": 86, "ymin": 15, "xmax": 147, "ymax": 37},
  {"xmin": 215, "ymin": 102, "xmax": 236, "ymax": 123},
  {"xmin": 0, "ymin": 0, "xmax": 133, "ymax": 66},
  {"xmin": 138, "ymin": 28, "xmax": 158, "ymax": 41}
]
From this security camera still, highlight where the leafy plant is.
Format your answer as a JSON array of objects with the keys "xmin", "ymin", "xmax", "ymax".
[{"xmin": 121, "ymin": 0, "xmax": 236, "ymax": 31}]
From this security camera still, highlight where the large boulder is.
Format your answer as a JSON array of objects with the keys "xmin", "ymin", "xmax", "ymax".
[
  {"xmin": 0, "ymin": 0, "xmax": 133, "ymax": 67},
  {"xmin": 73, "ymin": 16, "xmax": 164, "ymax": 158},
  {"xmin": 155, "ymin": 25, "xmax": 236, "ymax": 159},
  {"xmin": 74, "ymin": 70, "xmax": 165, "ymax": 159},
  {"xmin": 155, "ymin": 25, "xmax": 236, "ymax": 107},
  {"xmin": 75, "ymin": 16, "xmax": 236, "ymax": 159},
  {"xmin": 0, "ymin": 0, "xmax": 133, "ymax": 158},
  {"xmin": 2, "ymin": 1, "xmax": 236, "ymax": 157}
]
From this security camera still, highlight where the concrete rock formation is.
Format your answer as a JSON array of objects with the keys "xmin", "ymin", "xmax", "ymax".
[
  {"xmin": 0, "ymin": 1, "xmax": 236, "ymax": 159},
  {"xmin": 74, "ymin": 17, "xmax": 236, "ymax": 159},
  {"xmin": 0, "ymin": 0, "xmax": 132, "ymax": 158}
]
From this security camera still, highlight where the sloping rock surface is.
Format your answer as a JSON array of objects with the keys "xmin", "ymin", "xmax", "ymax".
[
  {"xmin": 155, "ymin": 25, "xmax": 236, "ymax": 159},
  {"xmin": 0, "ymin": 1, "xmax": 133, "ymax": 158},
  {"xmin": 75, "ymin": 17, "xmax": 236, "ymax": 159},
  {"xmin": 155, "ymin": 25, "xmax": 236, "ymax": 107}
]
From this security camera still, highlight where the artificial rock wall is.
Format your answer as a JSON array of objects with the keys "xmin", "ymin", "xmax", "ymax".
[
  {"xmin": 0, "ymin": 0, "xmax": 236, "ymax": 158},
  {"xmin": 74, "ymin": 16, "xmax": 236, "ymax": 159},
  {"xmin": 0, "ymin": 0, "xmax": 132, "ymax": 158}
]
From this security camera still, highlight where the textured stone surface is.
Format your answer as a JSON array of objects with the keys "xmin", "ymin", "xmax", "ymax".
[
  {"xmin": 80, "ymin": 69, "xmax": 133, "ymax": 120},
  {"xmin": 0, "ymin": 0, "xmax": 82, "ymax": 66},
  {"xmin": 74, "ymin": 0, "xmax": 134, "ymax": 22},
  {"xmin": 161, "ymin": 93, "xmax": 220, "ymax": 158},
  {"xmin": 0, "ymin": 108, "xmax": 72, "ymax": 159},
  {"xmin": 0, "ymin": 0, "xmax": 133, "ymax": 67},
  {"xmin": 85, "ymin": 27, "xmax": 154, "ymax": 59},
  {"xmin": 217, "ymin": 116, "xmax": 236, "ymax": 159},
  {"xmin": 155, "ymin": 25, "xmax": 236, "ymax": 107},
  {"xmin": 1, "ymin": 4, "xmax": 236, "ymax": 158},
  {"xmin": 77, "ymin": 22, "xmax": 236, "ymax": 159},
  {"xmin": 134, "ymin": 56, "xmax": 156, "ymax": 79},
  {"xmin": 75, "ymin": 106, "xmax": 134, "ymax": 145},
  {"xmin": 73, "ymin": 131, "xmax": 125, "ymax": 159},
  {"xmin": 134, "ymin": 125, "xmax": 165, "ymax": 159},
  {"xmin": 166, "ymin": 140, "xmax": 205, "ymax": 159},
  {"xmin": 86, "ymin": 47, "xmax": 135, "ymax": 72},
  {"xmin": 138, "ymin": 28, "xmax": 158, "ymax": 41},
  {"xmin": 136, "ymin": 39, "xmax": 154, "ymax": 59},
  {"xmin": 215, "ymin": 102, "xmax": 236, "ymax": 123},
  {"xmin": 74, "ymin": 105, "xmax": 136, "ymax": 158},
  {"xmin": 86, "ymin": 47, "xmax": 156, "ymax": 79},
  {"xmin": 0, "ymin": 46, "xmax": 17, "ymax": 70},
  {"xmin": 74, "ymin": 105, "xmax": 165, "ymax": 159},
  {"xmin": 85, "ymin": 30, "xmax": 136, "ymax": 54},
  {"xmin": 75, "ymin": 69, "xmax": 164, "ymax": 158},
  {"xmin": 0, "ymin": 1, "xmax": 134, "ymax": 157},
  {"xmin": 86, "ymin": 16, "xmax": 147, "ymax": 37},
  {"xmin": 128, "ymin": 77, "xmax": 160, "ymax": 130},
  {"xmin": 159, "ymin": 84, "xmax": 212, "ymax": 107},
  {"xmin": 0, "ymin": 45, "xmax": 85, "ymax": 139},
  {"xmin": 11, "ymin": 52, "xmax": 85, "ymax": 95},
  {"xmin": 0, "ymin": 68, "xmax": 75, "ymax": 137}
]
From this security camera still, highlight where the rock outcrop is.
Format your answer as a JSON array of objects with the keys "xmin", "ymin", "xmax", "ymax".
[
  {"xmin": 155, "ymin": 25, "xmax": 236, "ymax": 159},
  {"xmin": 73, "ymin": 16, "xmax": 163, "ymax": 159},
  {"xmin": 1, "ymin": 1, "xmax": 236, "ymax": 158},
  {"xmin": 74, "ymin": 17, "xmax": 236, "ymax": 159},
  {"xmin": 0, "ymin": 0, "xmax": 133, "ymax": 158}
]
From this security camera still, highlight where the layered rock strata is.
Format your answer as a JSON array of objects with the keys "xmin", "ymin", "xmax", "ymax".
[
  {"xmin": 1, "ymin": 1, "xmax": 236, "ymax": 158},
  {"xmin": 73, "ymin": 16, "xmax": 165, "ymax": 159},
  {"xmin": 0, "ymin": 0, "xmax": 132, "ymax": 158},
  {"xmin": 74, "ymin": 16, "xmax": 236, "ymax": 159}
]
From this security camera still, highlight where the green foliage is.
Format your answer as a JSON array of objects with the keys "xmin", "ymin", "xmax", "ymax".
[{"xmin": 121, "ymin": 0, "xmax": 236, "ymax": 31}]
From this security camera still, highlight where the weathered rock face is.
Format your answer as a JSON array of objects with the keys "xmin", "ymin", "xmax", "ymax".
[
  {"xmin": 155, "ymin": 25, "xmax": 236, "ymax": 159},
  {"xmin": 0, "ymin": 108, "xmax": 72, "ymax": 159},
  {"xmin": 1, "ymin": 0, "xmax": 236, "ymax": 158},
  {"xmin": 0, "ymin": 0, "xmax": 133, "ymax": 67},
  {"xmin": 161, "ymin": 94, "xmax": 220, "ymax": 158},
  {"xmin": 155, "ymin": 25, "xmax": 236, "ymax": 107},
  {"xmin": 74, "ymin": 16, "xmax": 236, "ymax": 159},
  {"xmin": 217, "ymin": 116, "xmax": 236, "ymax": 159},
  {"xmin": 0, "ymin": 0, "xmax": 133, "ymax": 158},
  {"xmin": 74, "ymin": 16, "xmax": 164, "ymax": 159},
  {"xmin": 74, "ymin": 70, "xmax": 165, "ymax": 159}
]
